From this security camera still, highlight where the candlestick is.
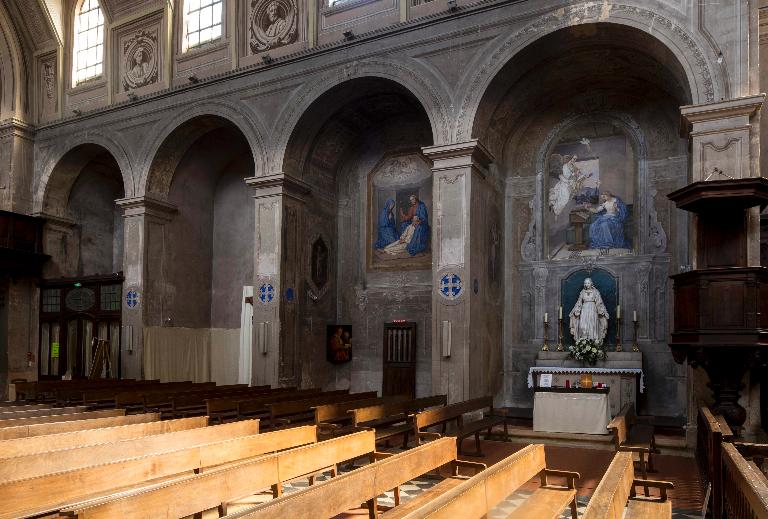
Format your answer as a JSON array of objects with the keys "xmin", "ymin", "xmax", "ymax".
[
  {"xmin": 617, "ymin": 305, "xmax": 621, "ymax": 319},
  {"xmin": 615, "ymin": 316, "xmax": 623, "ymax": 352},
  {"xmin": 633, "ymin": 310, "xmax": 637, "ymax": 322},
  {"xmin": 544, "ymin": 312, "xmax": 548, "ymax": 323},
  {"xmin": 541, "ymin": 318, "xmax": 550, "ymax": 351},
  {"xmin": 559, "ymin": 306, "xmax": 563, "ymax": 319},
  {"xmin": 556, "ymin": 317, "xmax": 564, "ymax": 351},
  {"xmin": 632, "ymin": 319, "xmax": 639, "ymax": 352}
]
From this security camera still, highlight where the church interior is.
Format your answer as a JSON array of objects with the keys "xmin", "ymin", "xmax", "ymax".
[{"xmin": 1, "ymin": 0, "xmax": 768, "ymax": 517}]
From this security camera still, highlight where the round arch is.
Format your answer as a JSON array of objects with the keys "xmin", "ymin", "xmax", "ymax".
[
  {"xmin": 35, "ymin": 133, "xmax": 133, "ymax": 214},
  {"xmin": 457, "ymin": 3, "xmax": 722, "ymax": 141},
  {"xmin": 272, "ymin": 57, "xmax": 451, "ymax": 173},
  {"xmin": 138, "ymin": 101, "xmax": 268, "ymax": 198}
]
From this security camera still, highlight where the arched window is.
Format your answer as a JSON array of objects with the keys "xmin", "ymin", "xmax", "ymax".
[
  {"xmin": 72, "ymin": 0, "xmax": 105, "ymax": 86},
  {"xmin": 183, "ymin": 0, "xmax": 223, "ymax": 52}
]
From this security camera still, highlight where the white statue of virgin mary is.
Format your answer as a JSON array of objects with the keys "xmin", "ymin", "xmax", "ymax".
[{"xmin": 569, "ymin": 278, "xmax": 609, "ymax": 344}]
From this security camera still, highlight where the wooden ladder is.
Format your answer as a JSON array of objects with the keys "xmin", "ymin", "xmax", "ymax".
[{"xmin": 88, "ymin": 338, "xmax": 112, "ymax": 379}]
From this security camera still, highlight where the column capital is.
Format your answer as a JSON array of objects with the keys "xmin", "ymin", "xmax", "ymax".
[
  {"xmin": 681, "ymin": 94, "xmax": 764, "ymax": 129},
  {"xmin": 116, "ymin": 195, "xmax": 178, "ymax": 221},
  {"xmin": 421, "ymin": 139, "xmax": 494, "ymax": 174},
  {"xmin": 245, "ymin": 173, "xmax": 311, "ymax": 202}
]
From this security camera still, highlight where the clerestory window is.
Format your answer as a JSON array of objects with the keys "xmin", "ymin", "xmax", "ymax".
[
  {"xmin": 183, "ymin": 0, "xmax": 224, "ymax": 52},
  {"xmin": 72, "ymin": 0, "xmax": 105, "ymax": 86}
]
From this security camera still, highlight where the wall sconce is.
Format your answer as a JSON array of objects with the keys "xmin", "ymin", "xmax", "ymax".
[
  {"xmin": 261, "ymin": 54, "xmax": 273, "ymax": 64},
  {"xmin": 127, "ymin": 92, "xmax": 138, "ymax": 101},
  {"xmin": 343, "ymin": 30, "xmax": 355, "ymax": 41},
  {"xmin": 72, "ymin": 109, "xmax": 82, "ymax": 116},
  {"xmin": 188, "ymin": 73, "xmax": 200, "ymax": 83},
  {"xmin": 447, "ymin": 0, "xmax": 457, "ymax": 11}
]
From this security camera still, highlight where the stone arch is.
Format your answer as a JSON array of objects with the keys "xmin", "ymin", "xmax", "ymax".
[
  {"xmin": 458, "ymin": 3, "xmax": 722, "ymax": 141},
  {"xmin": 36, "ymin": 132, "xmax": 134, "ymax": 215},
  {"xmin": 139, "ymin": 101, "xmax": 268, "ymax": 198},
  {"xmin": 272, "ymin": 57, "xmax": 451, "ymax": 173},
  {"xmin": 0, "ymin": 4, "xmax": 27, "ymax": 120}
]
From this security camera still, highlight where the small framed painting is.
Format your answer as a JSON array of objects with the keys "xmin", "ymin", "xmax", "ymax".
[{"xmin": 327, "ymin": 325, "xmax": 352, "ymax": 364}]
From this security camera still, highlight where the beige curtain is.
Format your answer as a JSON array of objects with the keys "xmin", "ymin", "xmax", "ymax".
[{"xmin": 143, "ymin": 327, "xmax": 211, "ymax": 382}]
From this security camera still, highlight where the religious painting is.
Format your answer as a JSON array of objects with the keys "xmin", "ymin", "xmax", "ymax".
[
  {"xmin": 311, "ymin": 237, "xmax": 329, "ymax": 291},
  {"xmin": 561, "ymin": 269, "xmax": 618, "ymax": 346},
  {"xmin": 368, "ymin": 153, "xmax": 432, "ymax": 271},
  {"xmin": 327, "ymin": 325, "xmax": 352, "ymax": 364},
  {"xmin": 546, "ymin": 126, "xmax": 635, "ymax": 260}
]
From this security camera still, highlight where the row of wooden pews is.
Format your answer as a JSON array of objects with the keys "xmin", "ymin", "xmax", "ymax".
[{"xmin": 698, "ymin": 406, "xmax": 768, "ymax": 519}]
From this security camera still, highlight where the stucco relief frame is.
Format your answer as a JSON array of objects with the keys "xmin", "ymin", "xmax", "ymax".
[{"xmin": 306, "ymin": 231, "xmax": 332, "ymax": 300}]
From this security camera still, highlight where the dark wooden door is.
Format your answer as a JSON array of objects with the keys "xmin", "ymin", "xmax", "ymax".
[{"xmin": 382, "ymin": 323, "xmax": 417, "ymax": 398}]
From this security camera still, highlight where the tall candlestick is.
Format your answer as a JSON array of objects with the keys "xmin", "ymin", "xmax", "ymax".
[
  {"xmin": 615, "ymin": 316, "xmax": 623, "ymax": 352},
  {"xmin": 556, "ymin": 315, "xmax": 564, "ymax": 352},
  {"xmin": 632, "ymin": 319, "xmax": 639, "ymax": 352},
  {"xmin": 541, "ymin": 317, "xmax": 550, "ymax": 351}
]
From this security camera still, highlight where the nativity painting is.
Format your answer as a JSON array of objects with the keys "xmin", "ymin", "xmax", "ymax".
[
  {"xmin": 546, "ymin": 127, "xmax": 635, "ymax": 260},
  {"xmin": 368, "ymin": 153, "xmax": 432, "ymax": 271}
]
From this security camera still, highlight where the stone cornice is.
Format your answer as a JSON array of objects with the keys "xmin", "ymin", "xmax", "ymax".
[
  {"xmin": 422, "ymin": 139, "xmax": 494, "ymax": 176},
  {"xmin": 246, "ymin": 174, "xmax": 312, "ymax": 201},
  {"xmin": 116, "ymin": 196, "xmax": 178, "ymax": 220},
  {"xmin": 681, "ymin": 94, "xmax": 765, "ymax": 125},
  {"xmin": 0, "ymin": 118, "xmax": 36, "ymax": 139}
]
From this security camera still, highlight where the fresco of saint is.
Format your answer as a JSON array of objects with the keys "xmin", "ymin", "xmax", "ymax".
[
  {"xmin": 586, "ymin": 191, "xmax": 630, "ymax": 249},
  {"xmin": 373, "ymin": 199, "xmax": 399, "ymax": 249}
]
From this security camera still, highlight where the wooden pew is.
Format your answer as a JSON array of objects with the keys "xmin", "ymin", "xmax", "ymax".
[
  {"xmin": 57, "ymin": 429, "xmax": 375, "ymax": 519},
  {"xmin": 168, "ymin": 385, "xmax": 293, "ymax": 420},
  {"xmin": 267, "ymin": 391, "xmax": 378, "ymax": 428},
  {"xmin": 697, "ymin": 406, "xmax": 733, "ymax": 519},
  {"xmin": 131, "ymin": 383, "xmax": 265, "ymax": 415},
  {"xmin": 348, "ymin": 395, "xmax": 448, "ymax": 446},
  {"xmin": 0, "ymin": 412, "xmax": 158, "ymax": 440},
  {"xmin": 721, "ymin": 442, "xmax": 768, "ymax": 519},
  {"xmin": 0, "ymin": 405, "xmax": 87, "ymax": 418},
  {"xmin": 1, "ymin": 425, "xmax": 318, "ymax": 519},
  {"xmin": 0, "ymin": 419, "xmax": 261, "ymax": 481},
  {"xmin": 0, "ymin": 408, "xmax": 125, "ymax": 428},
  {"xmin": 205, "ymin": 387, "xmax": 322, "ymax": 423},
  {"xmin": 0, "ymin": 403, "xmax": 51, "ymax": 409},
  {"xmin": 376, "ymin": 443, "xmax": 578, "ymax": 519},
  {"xmin": 314, "ymin": 395, "xmax": 410, "ymax": 436},
  {"xmin": 222, "ymin": 436, "xmax": 485, "ymax": 519},
  {"xmin": 582, "ymin": 451, "xmax": 673, "ymax": 519},
  {"xmin": 413, "ymin": 396, "xmax": 508, "ymax": 455},
  {"xmin": 607, "ymin": 403, "xmax": 659, "ymax": 479},
  {"xmin": 0, "ymin": 415, "xmax": 206, "ymax": 458},
  {"xmin": 14, "ymin": 379, "xmax": 140, "ymax": 402}
]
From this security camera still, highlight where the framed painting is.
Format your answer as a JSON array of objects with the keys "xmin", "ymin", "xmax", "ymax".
[
  {"xmin": 327, "ymin": 324, "xmax": 352, "ymax": 364},
  {"xmin": 367, "ymin": 153, "xmax": 433, "ymax": 271},
  {"xmin": 546, "ymin": 126, "xmax": 636, "ymax": 260}
]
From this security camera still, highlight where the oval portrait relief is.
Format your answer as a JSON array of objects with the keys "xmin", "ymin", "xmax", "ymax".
[
  {"xmin": 249, "ymin": 0, "xmax": 298, "ymax": 53},
  {"xmin": 122, "ymin": 32, "xmax": 158, "ymax": 91}
]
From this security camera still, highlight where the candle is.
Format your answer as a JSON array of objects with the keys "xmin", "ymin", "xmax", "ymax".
[
  {"xmin": 559, "ymin": 306, "xmax": 563, "ymax": 319},
  {"xmin": 544, "ymin": 313, "xmax": 548, "ymax": 323},
  {"xmin": 633, "ymin": 310, "xmax": 637, "ymax": 322},
  {"xmin": 617, "ymin": 305, "xmax": 621, "ymax": 319}
]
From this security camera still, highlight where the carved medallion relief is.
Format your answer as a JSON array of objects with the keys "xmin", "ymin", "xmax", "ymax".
[
  {"xmin": 122, "ymin": 30, "xmax": 159, "ymax": 91},
  {"xmin": 249, "ymin": 0, "xmax": 298, "ymax": 53}
]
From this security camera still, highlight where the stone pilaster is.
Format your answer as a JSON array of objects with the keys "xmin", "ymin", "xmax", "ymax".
[
  {"xmin": 422, "ymin": 140, "xmax": 501, "ymax": 403},
  {"xmin": 115, "ymin": 196, "xmax": 177, "ymax": 379},
  {"xmin": 0, "ymin": 119, "xmax": 35, "ymax": 213},
  {"xmin": 246, "ymin": 174, "xmax": 310, "ymax": 387},
  {"xmin": 681, "ymin": 95, "xmax": 765, "ymax": 266}
]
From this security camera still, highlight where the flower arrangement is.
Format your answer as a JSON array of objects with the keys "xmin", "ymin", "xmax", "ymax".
[{"xmin": 568, "ymin": 338, "xmax": 606, "ymax": 366}]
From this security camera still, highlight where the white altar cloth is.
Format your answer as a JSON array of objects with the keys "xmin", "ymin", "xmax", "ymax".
[
  {"xmin": 527, "ymin": 366, "xmax": 644, "ymax": 393},
  {"xmin": 533, "ymin": 391, "xmax": 611, "ymax": 434}
]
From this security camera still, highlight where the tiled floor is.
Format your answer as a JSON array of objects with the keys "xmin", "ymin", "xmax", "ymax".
[{"xmin": 222, "ymin": 436, "xmax": 706, "ymax": 518}]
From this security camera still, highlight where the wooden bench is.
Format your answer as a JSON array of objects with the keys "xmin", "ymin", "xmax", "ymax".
[
  {"xmin": 1, "ymin": 424, "xmax": 318, "ymax": 519},
  {"xmin": 113, "ymin": 382, "xmax": 218, "ymax": 413},
  {"xmin": 0, "ymin": 418, "xmax": 261, "ymax": 481},
  {"xmin": 0, "ymin": 408, "xmax": 125, "ymax": 428},
  {"xmin": 314, "ymin": 395, "xmax": 409, "ymax": 436},
  {"xmin": 583, "ymin": 451, "xmax": 673, "ymax": 519},
  {"xmin": 378, "ymin": 443, "xmax": 578, "ymax": 519},
  {"xmin": 0, "ymin": 405, "xmax": 87, "ymax": 418},
  {"xmin": 204, "ymin": 387, "xmax": 321, "ymax": 423},
  {"xmin": 58, "ymin": 429, "xmax": 379, "ymax": 519},
  {"xmin": 413, "ymin": 396, "xmax": 508, "ymax": 456},
  {"xmin": 697, "ymin": 406, "xmax": 733, "ymax": 519},
  {"xmin": 721, "ymin": 442, "xmax": 768, "ymax": 519},
  {"xmin": 607, "ymin": 403, "xmax": 659, "ymax": 479},
  {"xmin": 348, "ymin": 395, "xmax": 448, "ymax": 446},
  {"xmin": 267, "ymin": 391, "xmax": 378, "ymax": 428},
  {"xmin": 221, "ymin": 436, "xmax": 486, "ymax": 519},
  {"xmin": 0, "ymin": 412, "xmax": 158, "ymax": 440},
  {"xmin": 0, "ymin": 415, "xmax": 206, "ymax": 458}
]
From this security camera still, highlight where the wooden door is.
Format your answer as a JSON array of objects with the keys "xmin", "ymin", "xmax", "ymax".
[{"xmin": 382, "ymin": 323, "xmax": 417, "ymax": 398}]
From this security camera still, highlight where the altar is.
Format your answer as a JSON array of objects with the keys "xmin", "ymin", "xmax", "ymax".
[
  {"xmin": 533, "ymin": 388, "xmax": 611, "ymax": 435},
  {"xmin": 529, "ymin": 351, "xmax": 643, "ymax": 417}
]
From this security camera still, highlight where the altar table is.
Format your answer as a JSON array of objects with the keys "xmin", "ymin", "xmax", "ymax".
[{"xmin": 532, "ymin": 388, "xmax": 611, "ymax": 435}]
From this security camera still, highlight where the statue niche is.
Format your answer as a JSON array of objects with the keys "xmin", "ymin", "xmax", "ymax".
[{"xmin": 561, "ymin": 269, "xmax": 617, "ymax": 346}]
